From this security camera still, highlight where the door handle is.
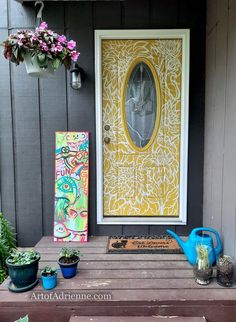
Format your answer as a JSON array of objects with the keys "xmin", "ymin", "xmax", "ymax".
[
  {"xmin": 104, "ymin": 137, "xmax": 111, "ymax": 144},
  {"xmin": 104, "ymin": 125, "xmax": 110, "ymax": 131}
]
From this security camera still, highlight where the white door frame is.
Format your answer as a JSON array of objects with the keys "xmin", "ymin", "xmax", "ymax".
[{"xmin": 95, "ymin": 29, "xmax": 190, "ymax": 225}]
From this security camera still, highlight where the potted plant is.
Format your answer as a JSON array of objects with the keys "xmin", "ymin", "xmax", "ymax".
[
  {"xmin": 6, "ymin": 249, "xmax": 40, "ymax": 292},
  {"xmin": 193, "ymin": 244, "xmax": 213, "ymax": 285},
  {"xmin": 1, "ymin": 21, "xmax": 80, "ymax": 77},
  {"xmin": 217, "ymin": 255, "xmax": 235, "ymax": 287},
  {"xmin": 41, "ymin": 265, "xmax": 57, "ymax": 290},
  {"xmin": 58, "ymin": 247, "xmax": 81, "ymax": 279}
]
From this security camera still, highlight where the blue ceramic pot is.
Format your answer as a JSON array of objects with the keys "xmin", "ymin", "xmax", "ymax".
[
  {"xmin": 58, "ymin": 257, "xmax": 79, "ymax": 279},
  {"xmin": 41, "ymin": 272, "xmax": 57, "ymax": 290}
]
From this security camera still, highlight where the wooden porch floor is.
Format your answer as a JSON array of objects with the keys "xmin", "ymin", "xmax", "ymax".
[{"xmin": 1, "ymin": 236, "xmax": 236, "ymax": 322}]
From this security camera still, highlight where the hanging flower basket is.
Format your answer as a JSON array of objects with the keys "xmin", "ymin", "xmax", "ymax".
[{"xmin": 1, "ymin": 21, "xmax": 80, "ymax": 78}]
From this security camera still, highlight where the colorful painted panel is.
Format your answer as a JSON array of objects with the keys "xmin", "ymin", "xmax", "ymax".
[{"xmin": 53, "ymin": 132, "xmax": 89, "ymax": 242}]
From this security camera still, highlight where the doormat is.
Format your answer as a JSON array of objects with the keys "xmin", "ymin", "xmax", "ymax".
[{"xmin": 107, "ymin": 236, "xmax": 183, "ymax": 254}]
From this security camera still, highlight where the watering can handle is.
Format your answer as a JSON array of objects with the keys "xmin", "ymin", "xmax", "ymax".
[{"xmin": 192, "ymin": 227, "xmax": 222, "ymax": 255}]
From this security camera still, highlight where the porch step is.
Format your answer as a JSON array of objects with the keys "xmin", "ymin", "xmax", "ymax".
[{"xmin": 69, "ymin": 316, "xmax": 207, "ymax": 322}]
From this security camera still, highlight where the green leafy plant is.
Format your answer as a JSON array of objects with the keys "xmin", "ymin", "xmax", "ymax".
[
  {"xmin": 0, "ymin": 212, "xmax": 16, "ymax": 283},
  {"xmin": 41, "ymin": 265, "xmax": 57, "ymax": 277},
  {"xmin": 59, "ymin": 247, "xmax": 81, "ymax": 264},
  {"xmin": 14, "ymin": 315, "xmax": 29, "ymax": 322},
  {"xmin": 7, "ymin": 249, "xmax": 40, "ymax": 265},
  {"xmin": 196, "ymin": 244, "xmax": 210, "ymax": 269}
]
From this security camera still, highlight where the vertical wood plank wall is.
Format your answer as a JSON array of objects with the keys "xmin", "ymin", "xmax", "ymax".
[
  {"xmin": 0, "ymin": 0, "xmax": 206, "ymax": 246},
  {"xmin": 204, "ymin": 0, "xmax": 236, "ymax": 258}
]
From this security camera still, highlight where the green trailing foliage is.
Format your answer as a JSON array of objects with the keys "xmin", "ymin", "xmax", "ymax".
[
  {"xmin": 7, "ymin": 249, "xmax": 40, "ymax": 265},
  {"xmin": 14, "ymin": 315, "xmax": 29, "ymax": 322},
  {"xmin": 0, "ymin": 212, "xmax": 16, "ymax": 283}
]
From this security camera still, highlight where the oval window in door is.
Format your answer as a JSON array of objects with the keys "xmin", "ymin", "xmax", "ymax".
[{"xmin": 122, "ymin": 58, "xmax": 161, "ymax": 150}]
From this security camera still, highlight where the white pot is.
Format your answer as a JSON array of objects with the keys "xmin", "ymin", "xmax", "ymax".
[{"xmin": 24, "ymin": 53, "xmax": 54, "ymax": 78}]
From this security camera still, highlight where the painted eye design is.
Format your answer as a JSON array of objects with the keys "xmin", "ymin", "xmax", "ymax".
[
  {"xmin": 61, "ymin": 146, "xmax": 70, "ymax": 154},
  {"xmin": 58, "ymin": 181, "xmax": 73, "ymax": 193}
]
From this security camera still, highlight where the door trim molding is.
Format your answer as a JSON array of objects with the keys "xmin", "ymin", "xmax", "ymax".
[{"xmin": 95, "ymin": 29, "xmax": 190, "ymax": 225}]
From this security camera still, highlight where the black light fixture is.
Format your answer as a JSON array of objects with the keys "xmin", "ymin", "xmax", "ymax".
[{"xmin": 70, "ymin": 63, "xmax": 85, "ymax": 90}]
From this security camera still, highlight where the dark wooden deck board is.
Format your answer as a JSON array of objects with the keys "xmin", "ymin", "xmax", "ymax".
[
  {"xmin": 69, "ymin": 317, "xmax": 207, "ymax": 322},
  {"xmin": 26, "ymin": 260, "xmax": 192, "ymax": 270},
  {"xmin": 2, "ymin": 288, "xmax": 236, "ymax": 302},
  {"xmin": 39, "ymin": 253, "xmax": 188, "ymax": 261},
  {"xmin": 1, "ymin": 236, "xmax": 236, "ymax": 322}
]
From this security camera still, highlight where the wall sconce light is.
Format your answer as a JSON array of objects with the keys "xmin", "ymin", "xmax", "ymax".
[{"xmin": 70, "ymin": 63, "xmax": 85, "ymax": 90}]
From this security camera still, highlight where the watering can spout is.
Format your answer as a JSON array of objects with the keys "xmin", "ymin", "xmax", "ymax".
[
  {"xmin": 167, "ymin": 227, "xmax": 223, "ymax": 266},
  {"xmin": 166, "ymin": 229, "xmax": 187, "ymax": 253}
]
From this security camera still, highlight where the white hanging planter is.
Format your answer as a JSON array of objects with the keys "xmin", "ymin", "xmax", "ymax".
[{"xmin": 24, "ymin": 53, "xmax": 54, "ymax": 78}]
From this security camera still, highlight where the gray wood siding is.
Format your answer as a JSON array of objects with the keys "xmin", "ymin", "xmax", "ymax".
[
  {"xmin": 0, "ymin": 0, "xmax": 206, "ymax": 246},
  {"xmin": 204, "ymin": 0, "xmax": 236, "ymax": 257}
]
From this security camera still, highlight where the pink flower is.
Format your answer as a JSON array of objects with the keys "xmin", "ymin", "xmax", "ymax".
[
  {"xmin": 56, "ymin": 43, "xmax": 63, "ymax": 52},
  {"xmin": 58, "ymin": 35, "xmax": 67, "ymax": 43},
  {"xmin": 50, "ymin": 44, "xmax": 57, "ymax": 53},
  {"xmin": 17, "ymin": 40, "xmax": 23, "ymax": 46},
  {"xmin": 67, "ymin": 40, "xmax": 76, "ymax": 50},
  {"xmin": 71, "ymin": 50, "xmax": 80, "ymax": 62},
  {"xmin": 42, "ymin": 42, "xmax": 49, "ymax": 51},
  {"xmin": 18, "ymin": 33, "xmax": 24, "ymax": 40},
  {"xmin": 39, "ymin": 21, "xmax": 48, "ymax": 30},
  {"xmin": 32, "ymin": 34, "xmax": 38, "ymax": 41},
  {"xmin": 47, "ymin": 30, "xmax": 53, "ymax": 36}
]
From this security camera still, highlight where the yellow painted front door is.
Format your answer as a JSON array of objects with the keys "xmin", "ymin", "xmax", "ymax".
[{"xmin": 102, "ymin": 39, "xmax": 182, "ymax": 218}]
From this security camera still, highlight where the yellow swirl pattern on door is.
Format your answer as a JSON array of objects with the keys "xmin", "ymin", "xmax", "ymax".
[{"xmin": 102, "ymin": 39, "xmax": 182, "ymax": 217}]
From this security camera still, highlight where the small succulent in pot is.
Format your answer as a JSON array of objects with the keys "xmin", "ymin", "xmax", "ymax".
[
  {"xmin": 41, "ymin": 265, "xmax": 57, "ymax": 290},
  {"xmin": 6, "ymin": 249, "xmax": 40, "ymax": 291},
  {"xmin": 58, "ymin": 247, "xmax": 81, "ymax": 279},
  {"xmin": 41, "ymin": 265, "xmax": 57, "ymax": 277},
  {"xmin": 217, "ymin": 255, "xmax": 235, "ymax": 287},
  {"xmin": 193, "ymin": 244, "xmax": 213, "ymax": 285}
]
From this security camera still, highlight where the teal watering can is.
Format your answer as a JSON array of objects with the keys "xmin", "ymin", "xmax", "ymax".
[{"xmin": 166, "ymin": 227, "xmax": 222, "ymax": 266}]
